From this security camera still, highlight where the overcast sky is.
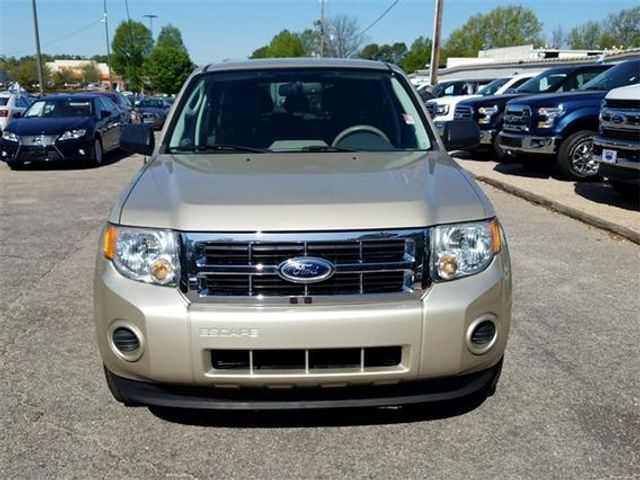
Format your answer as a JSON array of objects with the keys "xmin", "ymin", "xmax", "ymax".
[{"xmin": 1, "ymin": 0, "xmax": 637, "ymax": 65}]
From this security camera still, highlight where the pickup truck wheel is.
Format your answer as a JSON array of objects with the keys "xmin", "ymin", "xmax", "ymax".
[
  {"xmin": 493, "ymin": 136, "xmax": 510, "ymax": 163},
  {"xmin": 557, "ymin": 130, "xmax": 599, "ymax": 180}
]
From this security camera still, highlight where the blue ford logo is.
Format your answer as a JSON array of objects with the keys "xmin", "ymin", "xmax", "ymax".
[
  {"xmin": 277, "ymin": 257, "xmax": 335, "ymax": 284},
  {"xmin": 610, "ymin": 113, "xmax": 625, "ymax": 125}
]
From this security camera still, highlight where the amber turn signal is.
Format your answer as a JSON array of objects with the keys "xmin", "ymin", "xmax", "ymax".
[
  {"xmin": 103, "ymin": 225, "xmax": 118, "ymax": 260},
  {"xmin": 489, "ymin": 218, "xmax": 502, "ymax": 254}
]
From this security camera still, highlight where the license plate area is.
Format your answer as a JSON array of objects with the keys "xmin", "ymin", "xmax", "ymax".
[{"xmin": 602, "ymin": 148, "xmax": 617, "ymax": 164}]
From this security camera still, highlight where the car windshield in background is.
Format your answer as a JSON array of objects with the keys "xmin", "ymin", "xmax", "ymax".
[
  {"xmin": 581, "ymin": 61, "xmax": 640, "ymax": 91},
  {"xmin": 478, "ymin": 77, "xmax": 509, "ymax": 96},
  {"xmin": 516, "ymin": 70, "xmax": 569, "ymax": 94},
  {"xmin": 168, "ymin": 69, "xmax": 432, "ymax": 153},
  {"xmin": 24, "ymin": 98, "xmax": 93, "ymax": 118}
]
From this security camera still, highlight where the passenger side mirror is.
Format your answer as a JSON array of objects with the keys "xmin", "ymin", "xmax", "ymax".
[
  {"xmin": 441, "ymin": 120, "xmax": 480, "ymax": 151},
  {"xmin": 120, "ymin": 123, "xmax": 155, "ymax": 156},
  {"xmin": 12, "ymin": 111, "xmax": 22, "ymax": 119}
]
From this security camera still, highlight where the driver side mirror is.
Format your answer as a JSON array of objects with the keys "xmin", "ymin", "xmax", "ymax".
[
  {"xmin": 12, "ymin": 111, "xmax": 22, "ymax": 119},
  {"xmin": 120, "ymin": 123, "xmax": 155, "ymax": 156},
  {"xmin": 441, "ymin": 120, "xmax": 480, "ymax": 151}
]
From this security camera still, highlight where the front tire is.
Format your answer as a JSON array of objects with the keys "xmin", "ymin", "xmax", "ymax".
[
  {"xmin": 6, "ymin": 160, "xmax": 25, "ymax": 170},
  {"xmin": 91, "ymin": 137, "xmax": 103, "ymax": 167},
  {"xmin": 557, "ymin": 130, "xmax": 599, "ymax": 181}
]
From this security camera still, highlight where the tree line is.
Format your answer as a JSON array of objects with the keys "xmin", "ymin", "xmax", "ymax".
[
  {"xmin": 251, "ymin": 5, "xmax": 639, "ymax": 73},
  {"xmin": 0, "ymin": 22, "xmax": 195, "ymax": 94}
]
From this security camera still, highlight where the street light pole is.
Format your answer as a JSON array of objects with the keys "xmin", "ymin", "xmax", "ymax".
[
  {"xmin": 143, "ymin": 14, "xmax": 158, "ymax": 38},
  {"xmin": 319, "ymin": 0, "xmax": 325, "ymax": 57},
  {"xmin": 103, "ymin": 0, "xmax": 113, "ymax": 90},
  {"xmin": 31, "ymin": 0, "xmax": 45, "ymax": 95},
  {"xmin": 429, "ymin": 0, "xmax": 444, "ymax": 86}
]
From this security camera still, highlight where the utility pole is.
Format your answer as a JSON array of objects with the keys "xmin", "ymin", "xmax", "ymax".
[
  {"xmin": 103, "ymin": 0, "xmax": 113, "ymax": 90},
  {"xmin": 429, "ymin": 0, "xmax": 444, "ymax": 86},
  {"xmin": 319, "ymin": 0, "xmax": 325, "ymax": 57},
  {"xmin": 143, "ymin": 14, "xmax": 158, "ymax": 38},
  {"xmin": 31, "ymin": 0, "xmax": 45, "ymax": 95}
]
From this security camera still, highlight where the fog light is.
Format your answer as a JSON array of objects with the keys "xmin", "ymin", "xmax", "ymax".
[
  {"xmin": 466, "ymin": 317, "xmax": 498, "ymax": 355},
  {"xmin": 109, "ymin": 323, "xmax": 143, "ymax": 361},
  {"xmin": 78, "ymin": 148, "xmax": 86, "ymax": 156}
]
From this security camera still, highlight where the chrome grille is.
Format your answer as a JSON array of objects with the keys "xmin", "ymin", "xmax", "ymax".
[
  {"xmin": 180, "ymin": 230, "xmax": 427, "ymax": 302},
  {"xmin": 503, "ymin": 105, "xmax": 531, "ymax": 132},
  {"xmin": 454, "ymin": 105, "xmax": 474, "ymax": 120},
  {"xmin": 19, "ymin": 134, "xmax": 58, "ymax": 146}
]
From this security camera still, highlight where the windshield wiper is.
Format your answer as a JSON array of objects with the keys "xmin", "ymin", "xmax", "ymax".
[
  {"xmin": 299, "ymin": 145, "xmax": 357, "ymax": 152},
  {"xmin": 169, "ymin": 144, "xmax": 268, "ymax": 153}
]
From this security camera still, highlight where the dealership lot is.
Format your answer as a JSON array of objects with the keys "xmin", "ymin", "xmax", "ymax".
[{"xmin": 0, "ymin": 153, "xmax": 638, "ymax": 479}]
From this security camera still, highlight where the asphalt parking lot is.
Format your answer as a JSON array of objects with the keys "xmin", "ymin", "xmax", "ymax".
[{"xmin": 1, "ymin": 152, "xmax": 639, "ymax": 479}]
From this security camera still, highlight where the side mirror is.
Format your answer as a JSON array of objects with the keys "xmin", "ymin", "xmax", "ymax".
[
  {"xmin": 441, "ymin": 120, "xmax": 480, "ymax": 151},
  {"xmin": 120, "ymin": 123, "xmax": 155, "ymax": 156},
  {"xmin": 12, "ymin": 111, "xmax": 22, "ymax": 119}
]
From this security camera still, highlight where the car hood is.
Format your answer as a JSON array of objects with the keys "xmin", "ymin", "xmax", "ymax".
[
  {"xmin": 138, "ymin": 107, "xmax": 165, "ymax": 115},
  {"xmin": 509, "ymin": 90, "xmax": 605, "ymax": 107},
  {"xmin": 458, "ymin": 93, "xmax": 523, "ymax": 109},
  {"xmin": 116, "ymin": 151, "xmax": 492, "ymax": 231},
  {"xmin": 8, "ymin": 117, "xmax": 92, "ymax": 135},
  {"xmin": 430, "ymin": 94, "xmax": 479, "ymax": 106}
]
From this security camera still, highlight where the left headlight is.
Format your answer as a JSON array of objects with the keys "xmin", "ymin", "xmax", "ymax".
[
  {"xmin": 58, "ymin": 129, "xmax": 87, "ymax": 141},
  {"xmin": 2, "ymin": 131, "xmax": 19, "ymax": 142},
  {"xmin": 430, "ymin": 218, "xmax": 502, "ymax": 281},
  {"xmin": 103, "ymin": 225, "xmax": 180, "ymax": 286},
  {"xmin": 537, "ymin": 106, "xmax": 564, "ymax": 129},
  {"xmin": 435, "ymin": 104, "xmax": 450, "ymax": 115},
  {"xmin": 478, "ymin": 105, "xmax": 498, "ymax": 124}
]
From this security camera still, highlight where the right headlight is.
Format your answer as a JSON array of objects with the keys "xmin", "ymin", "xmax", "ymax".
[
  {"xmin": 430, "ymin": 218, "xmax": 502, "ymax": 281},
  {"xmin": 103, "ymin": 225, "xmax": 180, "ymax": 286},
  {"xmin": 478, "ymin": 105, "xmax": 498, "ymax": 124},
  {"xmin": 2, "ymin": 130, "xmax": 19, "ymax": 142}
]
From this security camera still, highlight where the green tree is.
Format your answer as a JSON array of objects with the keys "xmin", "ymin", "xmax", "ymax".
[
  {"xmin": 360, "ymin": 43, "xmax": 381, "ymax": 60},
  {"xmin": 9, "ymin": 58, "xmax": 51, "ymax": 90},
  {"xmin": 81, "ymin": 62, "xmax": 101, "ymax": 84},
  {"xmin": 91, "ymin": 54, "xmax": 109, "ymax": 63},
  {"xmin": 52, "ymin": 67, "xmax": 77, "ymax": 87},
  {"xmin": 111, "ymin": 20, "xmax": 153, "ymax": 91},
  {"xmin": 567, "ymin": 21, "xmax": 603, "ymax": 49},
  {"xmin": 250, "ymin": 30, "xmax": 308, "ymax": 58},
  {"xmin": 145, "ymin": 25, "xmax": 195, "ymax": 94},
  {"xmin": 445, "ymin": 6, "xmax": 543, "ymax": 57},
  {"xmin": 400, "ymin": 36, "xmax": 432, "ymax": 73}
]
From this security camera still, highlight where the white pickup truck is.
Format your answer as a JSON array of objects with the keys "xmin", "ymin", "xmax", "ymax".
[{"xmin": 426, "ymin": 73, "xmax": 536, "ymax": 136}]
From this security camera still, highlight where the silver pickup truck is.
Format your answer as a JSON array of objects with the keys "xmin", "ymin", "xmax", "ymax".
[{"xmin": 94, "ymin": 58, "xmax": 512, "ymax": 410}]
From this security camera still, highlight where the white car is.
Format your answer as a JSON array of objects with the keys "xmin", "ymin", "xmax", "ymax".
[
  {"xmin": 0, "ymin": 92, "xmax": 33, "ymax": 132},
  {"xmin": 426, "ymin": 73, "xmax": 538, "ymax": 135}
]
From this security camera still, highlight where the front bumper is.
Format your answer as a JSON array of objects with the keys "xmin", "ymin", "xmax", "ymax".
[
  {"xmin": 107, "ymin": 359, "xmax": 502, "ymax": 410},
  {"xmin": 94, "ymin": 250, "xmax": 511, "ymax": 406},
  {"xmin": 0, "ymin": 138, "xmax": 93, "ymax": 163},
  {"xmin": 479, "ymin": 129, "xmax": 496, "ymax": 145},
  {"xmin": 498, "ymin": 132, "xmax": 561, "ymax": 155}
]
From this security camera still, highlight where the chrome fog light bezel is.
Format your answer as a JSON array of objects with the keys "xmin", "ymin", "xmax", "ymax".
[
  {"xmin": 466, "ymin": 315, "xmax": 499, "ymax": 355},
  {"xmin": 108, "ymin": 320, "xmax": 145, "ymax": 362}
]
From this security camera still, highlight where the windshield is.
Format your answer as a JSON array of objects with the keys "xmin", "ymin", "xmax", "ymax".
[
  {"xmin": 581, "ymin": 61, "xmax": 640, "ymax": 91},
  {"xmin": 24, "ymin": 98, "xmax": 93, "ymax": 118},
  {"xmin": 516, "ymin": 69, "xmax": 570, "ymax": 94},
  {"xmin": 478, "ymin": 78, "xmax": 509, "ymax": 96},
  {"xmin": 168, "ymin": 68, "xmax": 432, "ymax": 152}
]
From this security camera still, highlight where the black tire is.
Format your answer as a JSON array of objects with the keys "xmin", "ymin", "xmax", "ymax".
[
  {"xmin": 91, "ymin": 137, "xmax": 103, "ymax": 167},
  {"xmin": 6, "ymin": 160, "xmax": 25, "ymax": 170},
  {"xmin": 493, "ymin": 135, "xmax": 510, "ymax": 163},
  {"xmin": 103, "ymin": 366, "xmax": 140, "ymax": 406},
  {"xmin": 610, "ymin": 180, "xmax": 639, "ymax": 200},
  {"xmin": 557, "ymin": 130, "xmax": 600, "ymax": 181}
]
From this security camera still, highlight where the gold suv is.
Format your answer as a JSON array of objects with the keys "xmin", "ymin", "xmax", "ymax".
[{"xmin": 94, "ymin": 59, "xmax": 511, "ymax": 410}]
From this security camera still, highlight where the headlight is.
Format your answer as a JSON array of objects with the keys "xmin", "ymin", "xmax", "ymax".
[
  {"xmin": 430, "ymin": 219, "xmax": 502, "ymax": 281},
  {"xmin": 2, "ymin": 131, "xmax": 19, "ymax": 142},
  {"xmin": 103, "ymin": 225, "xmax": 179, "ymax": 286},
  {"xmin": 58, "ymin": 129, "xmax": 87, "ymax": 141},
  {"xmin": 537, "ymin": 106, "xmax": 564, "ymax": 129},
  {"xmin": 435, "ymin": 104, "xmax": 450, "ymax": 115},
  {"xmin": 478, "ymin": 105, "xmax": 498, "ymax": 124}
]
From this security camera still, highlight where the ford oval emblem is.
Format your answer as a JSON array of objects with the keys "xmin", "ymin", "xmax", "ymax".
[
  {"xmin": 610, "ymin": 113, "xmax": 625, "ymax": 125},
  {"xmin": 277, "ymin": 257, "xmax": 335, "ymax": 284}
]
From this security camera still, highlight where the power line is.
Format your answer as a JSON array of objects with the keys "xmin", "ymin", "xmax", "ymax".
[
  {"xmin": 358, "ymin": 0, "xmax": 400, "ymax": 37},
  {"xmin": 2, "ymin": 19, "xmax": 102, "ymax": 57}
]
